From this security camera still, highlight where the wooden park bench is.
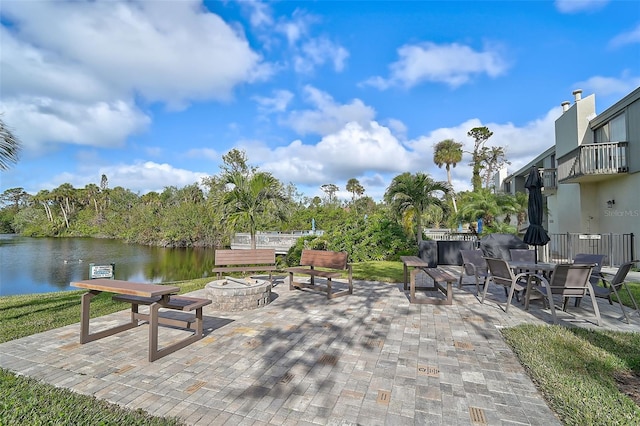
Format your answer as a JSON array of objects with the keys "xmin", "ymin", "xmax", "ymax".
[
  {"xmin": 286, "ymin": 249, "xmax": 352, "ymax": 299},
  {"xmin": 212, "ymin": 249, "xmax": 277, "ymax": 280}
]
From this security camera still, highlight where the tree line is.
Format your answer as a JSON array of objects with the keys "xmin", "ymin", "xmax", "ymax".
[{"xmin": 0, "ymin": 127, "xmax": 527, "ymax": 261}]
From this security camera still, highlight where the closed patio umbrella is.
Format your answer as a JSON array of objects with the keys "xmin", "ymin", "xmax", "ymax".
[{"xmin": 522, "ymin": 166, "xmax": 550, "ymax": 263}]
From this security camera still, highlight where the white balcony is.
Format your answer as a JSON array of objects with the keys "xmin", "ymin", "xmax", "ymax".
[{"xmin": 557, "ymin": 142, "xmax": 629, "ymax": 183}]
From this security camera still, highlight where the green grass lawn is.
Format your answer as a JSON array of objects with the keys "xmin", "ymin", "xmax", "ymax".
[
  {"xmin": 1, "ymin": 264, "xmax": 639, "ymax": 425},
  {"xmin": 502, "ymin": 325, "xmax": 640, "ymax": 425}
]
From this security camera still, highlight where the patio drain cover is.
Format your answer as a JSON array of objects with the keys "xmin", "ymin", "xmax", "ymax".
[
  {"xmin": 469, "ymin": 406, "xmax": 487, "ymax": 424},
  {"xmin": 279, "ymin": 372, "xmax": 294, "ymax": 384},
  {"xmin": 318, "ymin": 354, "xmax": 338, "ymax": 365},
  {"xmin": 417, "ymin": 365, "xmax": 439, "ymax": 377},
  {"xmin": 363, "ymin": 338, "xmax": 384, "ymax": 349},
  {"xmin": 376, "ymin": 390, "xmax": 391, "ymax": 405}
]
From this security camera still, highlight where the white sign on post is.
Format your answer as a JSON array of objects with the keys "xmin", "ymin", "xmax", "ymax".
[
  {"xmin": 578, "ymin": 234, "xmax": 601, "ymax": 240},
  {"xmin": 89, "ymin": 263, "xmax": 115, "ymax": 279}
]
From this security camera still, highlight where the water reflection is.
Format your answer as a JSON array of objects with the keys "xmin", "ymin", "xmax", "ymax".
[{"xmin": 0, "ymin": 235, "xmax": 216, "ymax": 296}]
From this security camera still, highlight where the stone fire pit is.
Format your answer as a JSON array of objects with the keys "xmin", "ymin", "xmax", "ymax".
[{"xmin": 205, "ymin": 276, "xmax": 272, "ymax": 312}]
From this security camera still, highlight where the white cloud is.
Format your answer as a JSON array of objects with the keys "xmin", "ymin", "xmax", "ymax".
[
  {"xmin": 261, "ymin": 120, "xmax": 413, "ymax": 201},
  {"xmin": 0, "ymin": 97, "xmax": 150, "ymax": 154},
  {"xmin": 609, "ymin": 24, "xmax": 640, "ymax": 48},
  {"xmin": 242, "ymin": 1, "xmax": 274, "ymax": 28},
  {"xmin": 555, "ymin": 0, "xmax": 609, "ymax": 13},
  {"xmin": 404, "ymin": 108, "xmax": 560, "ymax": 191},
  {"xmin": 364, "ymin": 42, "xmax": 509, "ymax": 89},
  {"xmin": 254, "ymin": 90, "xmax": 294, "ymax": 114},
  {"xmin": 275, "ymin": 9, "xmax": 315, "ymax": 46},
  {"xmin": 52, "ymin": 161, "xmax": 209, "ymax": 194},
  {"xmin": 184, "ymin": 148, "xmax": 220, "ymax": 161},
  {"xmin": 285, "ymin": 86, "xmax": 375, "ymax": 135},
  {"xmin": 576, "ymin": 72, "xmax": 640, "ymax": 97},
  {"xmin": 2, "ymin": 1, "xmax": 269, "ymax": 106},
  {"xmin": 0, "ymin": 0, "xmax": 270, "ymax": 155},
  {"xmin": 294, "ymin": 37, "xmax": 350, "ymax": 73}
]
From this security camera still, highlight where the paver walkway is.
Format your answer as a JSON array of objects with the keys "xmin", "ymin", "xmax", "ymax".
[{"xmin": 1, "ymin": 270, "xmax": 639, "ymax": 425}]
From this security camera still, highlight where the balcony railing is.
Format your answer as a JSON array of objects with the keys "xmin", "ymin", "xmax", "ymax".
[
  {"xmin": 557, "ymin": 141, "xmax": 629, "ymax": 183},
  {"xmin": 542, "ymin": 168, "xmax": 557, "ymax": 192}
]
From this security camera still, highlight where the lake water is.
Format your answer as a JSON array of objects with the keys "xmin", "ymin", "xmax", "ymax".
[{"xmin": 0, "ymin": 235, "xmax": 217, "ymax": 296}]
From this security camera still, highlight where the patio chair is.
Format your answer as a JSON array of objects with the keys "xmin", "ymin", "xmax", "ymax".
[
  {"xmin": 524, "ymin": 263, "xmax": 601, "ymax": 326},
  {"xmin": 458, "ymin": 249, "xmax": 488, "ymax": 296},
  {"xmin": 570, "ymin": 253, "xmax": 605, "ymax": 308},
  {"xmin": 590, "ymin": 260, "xmax": 639, "ymax": 323},
  {"xmin": 509, "ymin": 249, "xmax": 537, "ymax": 298},
  {"xmin": 481, "ymin": 257, "xmax": 529, "ymax": 313},
  {"xmin": 572, "ymin": 253, "xmax": 606, "ymax": 286}
]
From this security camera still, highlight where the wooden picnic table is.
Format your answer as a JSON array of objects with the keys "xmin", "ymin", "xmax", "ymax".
[
  {"xmin": 71, "ymin": 279, "xmax": 210, "ymax": 362},
  {"xmin": 400, "ymin": 256, "xmax": 457, "ymax": 305}
]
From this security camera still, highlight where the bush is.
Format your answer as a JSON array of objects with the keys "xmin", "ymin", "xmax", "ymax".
[{"xmin": 284, "ymin": 213, "xmax": 412, "ymax": 264}]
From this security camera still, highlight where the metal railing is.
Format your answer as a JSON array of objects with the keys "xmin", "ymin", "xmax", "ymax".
[
  {"xmin": 542, "ymin": 168, "xmax": 557, "ymax": 191},
  {"xmin": 230, "ymin": 231, "xmax": 324, "ymax": 254},
  {"xmin": 557, "ymin": 142, "xmax": 629, "ymax": 183},
  {"xmin": 539, "ymin": 233, "xmax": 634, "ymax": 266}
]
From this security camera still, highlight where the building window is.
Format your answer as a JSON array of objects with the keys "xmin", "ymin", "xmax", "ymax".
[
  {"xmin": 610, "ymin": 114, "xmax": 626, "ymax": 142},
  {"xmin": 595, "ymin": 113, "xmax": 627, "ymax": 143}
]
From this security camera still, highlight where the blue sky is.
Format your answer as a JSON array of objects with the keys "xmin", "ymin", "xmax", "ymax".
[{"xmin": 1, "ymin": 0, "xmax": 639, "ymax": 202}]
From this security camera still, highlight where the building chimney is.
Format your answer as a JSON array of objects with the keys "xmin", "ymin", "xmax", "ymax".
[
  {"xmin": 561, "ymin": 101, "xmax": 570, "ymax": 112},
  {"xmin": 572, "ymin": 89, "xmax": 582, "ymax": 102}
]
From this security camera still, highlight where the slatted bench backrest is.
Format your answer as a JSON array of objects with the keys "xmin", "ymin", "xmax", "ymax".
[
  {"xmin": 214, "ymin": 249, "xmax": 275, "ymax": 266},
  {"xmin": 300, "ymin": 250, "xmax": 348, "ymax": 270}
]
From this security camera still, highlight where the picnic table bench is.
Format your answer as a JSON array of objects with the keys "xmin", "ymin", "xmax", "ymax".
[
  {"xmin": 400, "ymin": 256, "xmax": 457, "ymax": 305},
  {"xmin": 212, "ymin": 249, "xmax": 277, "ymax": 280},
  {"xmin": 286, "ymin": 249, "xmax": 353, "ymax": 299},
  {"xmin": 71, "ymin": 279, "xmax": 211, "ymax": 362}
]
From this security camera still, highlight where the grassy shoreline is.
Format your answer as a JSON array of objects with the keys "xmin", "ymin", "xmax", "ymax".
[{"xmin": 1, "ymin": 264, "xmax": 640, "ymax": 425}]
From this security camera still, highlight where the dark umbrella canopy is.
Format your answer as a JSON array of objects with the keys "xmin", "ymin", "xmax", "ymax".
[{"xmin": 523, "ymin": 166, "xmax": 550, "ymax": 256}]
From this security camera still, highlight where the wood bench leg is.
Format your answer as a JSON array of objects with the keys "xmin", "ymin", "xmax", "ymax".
[{"xmin": 410, "ymin": 268, "xmax": 418, "ymax": 303}]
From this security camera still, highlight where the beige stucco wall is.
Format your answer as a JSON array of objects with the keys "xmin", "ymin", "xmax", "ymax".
[
  {"xmin": 555, "ymin": 94, "xmax": 596, "ymax": 158},
  {"xmin": 597, "ymin": 174, "xmax": 640, "ymax": 234},
  {"xmin": 546, "ymin": 182, "xmax": 582, "ymax": 234}
]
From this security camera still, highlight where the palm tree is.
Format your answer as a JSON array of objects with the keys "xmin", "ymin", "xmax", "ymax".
[
  {"xmin": 0, "ymin": 116, "xmax": 21, "ymax": 170},
  {"xmin": 433, "ymin": 139, "xmax": 463, "ymax": 212},
  {"xmin": 222, "ymin": 171, "xmax": 285, "ymax": 249},
  {"xmin": 345, "ymin": 178, "xmax": 365, "ymax": 203},
  {"xmin": 384, "ymin": 172, "xmax": 450, "ymax": 244},
  {"xmin": 456, "ymin": 189, "xmax": 502, "ymax": 232}
]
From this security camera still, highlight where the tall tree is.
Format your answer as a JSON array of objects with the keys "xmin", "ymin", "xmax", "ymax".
[
  {"xmin": 433, "ymin": 138, "xmax": 463, "ymax": 212},
  {"xmin": 320, "ymin": 184, "xmax": 339, "ymax": 204},
  {"xmin": 467, "ymin": 126, "xmax": 493, "ymax": 192},
  {"xmin": 222, "ymin": 170, "xmax": 285, "ymax": 249},
  {"xmin": 0, "ymin": 116, "xmax": 21, "ymax": 170},
  {"xmin": 384, "ymin": 172, "xmax": 450, "ymax": 244},
  {"xmin": 0, "ymin": 187, "xmax": 29, "ymax": 209},
  {"xmin": 481, "ymin": 146, "xmax": 510, "ymax": 190},
  {"xmin": 345, "ymin": 178, "xmax": 365, "ymax": 203}
]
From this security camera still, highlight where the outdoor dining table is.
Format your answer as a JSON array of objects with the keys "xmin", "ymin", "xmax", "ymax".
[
  {"xmin": 508, "ymin": 261, "xmax": 557, "ymax": 275},
  {"xmin": 70, "ymin": 279, "xmax": 208, "ymax": 361},
  {"xmin": 507, "ymin": 262, "xmax": 558, "ymax": 310}
]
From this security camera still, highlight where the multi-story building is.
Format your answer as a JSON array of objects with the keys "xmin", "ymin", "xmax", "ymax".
[{"xmin": 502, "ymin": 87, "xmax": 640, "ymax": 264}]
